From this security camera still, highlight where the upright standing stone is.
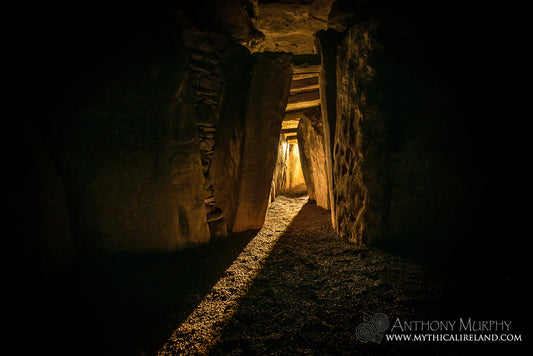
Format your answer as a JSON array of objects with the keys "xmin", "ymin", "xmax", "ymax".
[
  {"xmin": 232, "ymin": 53, "xmax": 293, "ymax": 232},
  {"xmin": 211, "ymin": 44, "xmax": 252, "ymax": 233},
  {"xmin": 317, "ymin": 30, "xmax": 341, "ymax": 229},
  {"xmin": 297, "ymin": 108, "xmax": 330, "ymax": 209}
]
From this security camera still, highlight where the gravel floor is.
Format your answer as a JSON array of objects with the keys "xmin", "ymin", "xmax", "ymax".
[
  {"xmin": 160, "ymin": 195, "xmax": 483, "ymax": 355},
  {"xmin": 20, "ymin": 195, "xmax": 529, "ymax": 356}
]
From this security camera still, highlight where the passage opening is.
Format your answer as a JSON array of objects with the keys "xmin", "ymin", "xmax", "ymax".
[{"xmin": 271, "ymin": 126, "xmax": 308, "ymax": 201}]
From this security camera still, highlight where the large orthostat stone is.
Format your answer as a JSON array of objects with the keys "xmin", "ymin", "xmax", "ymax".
[
  {"xmin": 211, "ymin": 44, "xmax": 252, "ymax": 233},
  {"xmin": 297, "ymin": 107, "xmax": 330, "ymax": 209},
  {"xmin": 333, "ymin": 26, "xmax": 373, "ymax": 244},
  {"xmin": 232, "ymin": 53, "xmax": 292, "ymax": 232}
]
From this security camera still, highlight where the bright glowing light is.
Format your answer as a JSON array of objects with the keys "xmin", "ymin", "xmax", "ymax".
[
  {"xmin": 158, "ymin": 196, "xmax": 308, "ymax": 355},
  {"xmin": 282, "ymin": 141, "xmax": 289, "ymax": 157},
  {"xmin": 293, "ymin": 142, "xmax": 299, "ymax": 156}
]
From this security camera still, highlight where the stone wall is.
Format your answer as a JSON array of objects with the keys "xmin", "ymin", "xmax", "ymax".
[
  {"xmin": 273, "ymin": 139, "xmax": 307, "ymax": 199},
  {"xmin": 284, "ymin": 143, "xmax": 307, "ymax": 195},
  {"xmin": 18, "ymin": 13, "xmax": 292, "ymax": 257},
  {"xmin": 333, "ymin": 26, "xmax": 373, "ymax": 244},
  {"xmin": 272, "ymin": 135, "xmax": 289, "ymax": 199},
  {"xmin": 9, "ymin": 6, "xmax": 213, "ymax": 287},
  {"xmin": 211, "ymin": 45, "xmax": 253, "ymax": 234},
  {"xmin": 37, "ymin": 13, "xmax": 254, "ymax": 253},
  {"xmin": 316, "ymin": 30, "xmax": 342, "ymax": 228},
  {"xmin": 54, "ymin": 37, "xmax": 211, "ymax": 253},
  {"xmin": 331, "ymin": 12, "xmax": 468, "ymax": 250},
  {"xmin": 232, "ymin": 53, "xmax": 293, "ymax": 232},
  {"xmin": 180, "ymin": 26, "xmax": 235, "ymax": 240},
  {"xmin": 297, "ymin": 107, "xmax": 329, "ymax": 209}
]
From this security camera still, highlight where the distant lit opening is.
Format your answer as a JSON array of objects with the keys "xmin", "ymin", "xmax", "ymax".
[
  {"xmin": 285, "ymin": 142, "xmax": 307, "ymax": 195},
  {"xmin": 271, "ymin": 121, "xmax": 308, "ymax": 200}
]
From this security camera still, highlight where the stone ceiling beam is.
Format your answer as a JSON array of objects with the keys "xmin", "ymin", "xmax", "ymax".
[
  {"xmin": 248, "ymin": 0, "xmax": 336, "ymax": 54},
  {"xmin": 284, "ymin": 109, "xmax": 306, "ymax": 119},
  {"xmin": 285, "ymin": 90, "xmax": 321, "ymax": 111},
  {"xmin": 281, "ymin": 128, "xmax": 298, "ymax": 134},
  {"xmin": 281, "ymin": 119, "xmax": 300, "ymax": 130},
  {"xmin": 292, "ymin": 72, "xmax": 319, "ymax": 80},
  {"xmin": 291, "ymin": 64, "xmax": 322, "ymax": 74},
  {"xmin": 290, "ymin": 76, "xmax": 320, "ymax": 93}
]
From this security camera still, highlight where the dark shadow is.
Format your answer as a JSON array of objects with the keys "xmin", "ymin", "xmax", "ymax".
[
  {"xmin": 46, "ymin": 229, "xmax": 259, "ymax": 355},
  {"xmin": 209, "ymin": 201, "xmax": 530, "ymax": 355},
  {"xmin": 29, "ymin": 199, "xmax": 529, "ymax": 355}
]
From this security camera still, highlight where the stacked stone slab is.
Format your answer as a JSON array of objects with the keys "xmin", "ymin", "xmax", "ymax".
[{"xmin": 182, "ymin": 27, "xmax": 231, "ymax": 239}]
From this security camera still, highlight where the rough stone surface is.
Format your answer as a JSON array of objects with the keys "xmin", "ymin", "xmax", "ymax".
[
  {"xmin": 317, "ymin": 30, "xmax": 341, "ymax": 228},
  {"xmin": 181, "ymin": 22, "xmax": 248, "ymax": 240},
  {"xmin": 272, "ymin": 135, "xmax": 289, "ymax": 198},
  {"xmin": 208, "ymin": 218, "xmax": 228, "ymax": 239},
  {"xmin": 232, "ymin": 53, "xmax": 293, "ymax": 232},
  {"xmin": 167, "ymin": 139, "xmax": 211, "ymax": 246},
  {"xmin": 51, "ymin": 39, "xmax": 216, "ymax": 252},
  {"xmin": 284, "ymin": 143, "xmax": 307, "ymax": 195},
  {"xmin": 332, "ymin": 15, "xmax": 469, "ymax": 248},
  {"xmin": 297, "ymin": 107, "xmax": 330, "ymax": 209},
  {"xmin": 211, "ymin": 44, "xmax": 253, "ymax": 232},
  {"xmin": 272, "ymin": 132, "xmax": 307, "ymax": 198},
  {"xmin": 333, "ymin": 26, "xmax": 373, "ymax": 244},
  {"xmin": 297, "ymin": 131, "xmax": 316, "ymax": 201},
  {"xmin": 250, "ymin": 0, "xmax": 335, "ymax": 54}
]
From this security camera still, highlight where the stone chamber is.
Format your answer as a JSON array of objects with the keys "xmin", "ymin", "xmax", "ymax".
[{"xmin": 6, "ymin": 1, "xmax": 530, "ymax": 354}]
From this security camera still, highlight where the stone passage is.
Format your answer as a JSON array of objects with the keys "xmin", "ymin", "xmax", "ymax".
[
  {"xmin": 272, "ymin": 63, "xmax": 329, "ymax": 204},
  {"xmin": 210, "ymin": 199, "xmax": 455, "ymax": 355},
  {"xmin": 159, "ymin": 195, "xmax": 457, "ymax": 355}
]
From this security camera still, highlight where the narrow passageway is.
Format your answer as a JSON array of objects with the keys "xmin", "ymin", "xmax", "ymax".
[
  {"xmin": 160, "ymin": 195, "xmax": 456, "ymax": 355},
  {"xmin": 12, "ymin": 2, "xmax": 529, "ymax": 355}
]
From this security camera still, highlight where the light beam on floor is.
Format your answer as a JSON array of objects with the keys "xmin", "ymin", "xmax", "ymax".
[{"xmin": 158, "ymin": 195, "xmax": 308, "ymax": 355}]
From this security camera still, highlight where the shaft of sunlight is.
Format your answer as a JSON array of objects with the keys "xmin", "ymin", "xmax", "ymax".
[{"xmin": 159, "ymin": 195, "xmax": 308, "ymax": 355}]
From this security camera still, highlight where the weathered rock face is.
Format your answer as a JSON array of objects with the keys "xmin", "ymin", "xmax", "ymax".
[
  {"xmin": 285, "ymin": 143, "xmax": 306, "ymax": 193},
  {"xmin": 333, "ymin": 26, "xmax": 373, "ymax": 244},
  {"xmin": 180, "ymin": 26, "xmax": 233, "ymax": 240},
  {"xmin": 232, "ymin": 53, "xmax": 293, "ymax": 232},
  {"xmin": 247, "ymin": 0, "xmax": 335, "ymax": 54},
  {"xmin": 297, "ymin": 107, "xmax": 329, "ymax": 208},
  {"xmin": 211, "ymin": 44, "xmax": 253, "ymax": 233},
  {"xmin": 273, "ymin": 133, "xmax": 309, "ymax": 200},
  {"xmin": 46, "ymin": 14, "xmax": 248, "ymax": 253},
  {"xmin": 272, "ymin": 135, "xmax": 288, "ymax": 198},
  {"xmin": 331, "ymin": 12, "xmax": 469, "ymax": 248},
  {"xmin": 55, "ymin": 38, "xmax": 215, "ymax": 252},
  {"xmin": 316, "ymin": 30, "xmax": 342, "ymax": 228},
  {"xmin": 21, "ymin": 4, "xmax": 297, "ymax": 255},
  {"xmin": 18, "ymin": 0, "xmax": 476, "ymax": 264},
  {"xmin": 274, "ymin": 139, "xmax": 307, "ymax": 197},
  {"xmin": 296, "ymin": 130, "xmax": 315, "ymax": 200}
]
